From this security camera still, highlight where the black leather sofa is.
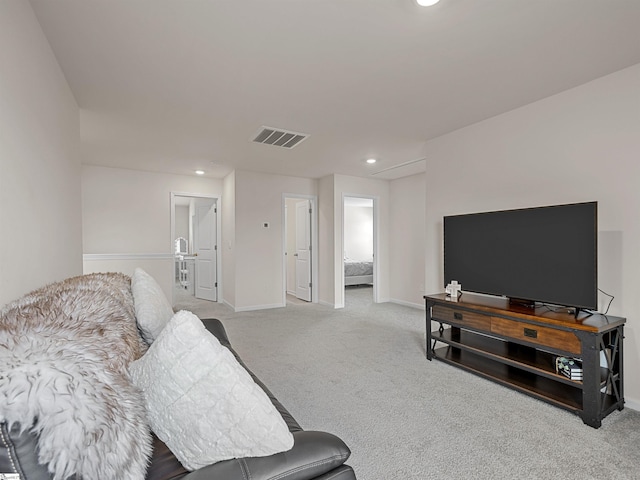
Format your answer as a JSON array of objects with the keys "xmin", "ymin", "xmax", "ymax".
[{"xmin": 0, "ymin": 317, "xmax": 356, "ymax": 480}]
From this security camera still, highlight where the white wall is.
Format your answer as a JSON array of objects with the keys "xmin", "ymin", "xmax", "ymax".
[
  {"xmin": 423, "ymin": 64, "xmax": 640, "ymax": 407},
  {"xmin": 344, "ymin": 205, "xmax": 373, "ymax": 262},
  {"xmin": 232, "ymin": 170, "xmax": 317, "ymax": 311},
  {"xmin": 221, "ymin": 171, "xmax": 236, "ymax": 308},
  {"xmin": 82, "ymin": 166, "xmax": 223, "ymax": 300},
  {"xmin": 389, "ymin": 173, "xmax": 426, "ymax": 309},
  {"xmin": 175, "ymin": 205, "xmax": 190, "ymax": 248},
  {"xmin": 318, "ymin": 175, "xmax": 336, "ymax": 306},
  {"xmin": 0, "ymin": 0, "xmax": 82, "ymax": 307}
]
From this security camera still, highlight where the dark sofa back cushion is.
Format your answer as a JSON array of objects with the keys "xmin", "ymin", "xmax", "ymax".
[{"xmin": 146, "ymin": 435, "xmax": 188, "ymax": 480}]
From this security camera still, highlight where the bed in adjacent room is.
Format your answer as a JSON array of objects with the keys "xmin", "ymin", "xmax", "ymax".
[{"xmin": 344, "ymin": 258, "xmax": 373, "ymax": 286}]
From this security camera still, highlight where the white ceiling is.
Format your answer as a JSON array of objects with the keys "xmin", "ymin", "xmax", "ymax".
[{"xmin": 29, "ymin": 0, "xmax": 640, "ymax": 180}]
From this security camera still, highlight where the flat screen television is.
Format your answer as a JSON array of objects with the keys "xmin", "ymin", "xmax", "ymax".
[{"xmin": 444, "ymin": 201, "xmax": 597, "ymax": 311}]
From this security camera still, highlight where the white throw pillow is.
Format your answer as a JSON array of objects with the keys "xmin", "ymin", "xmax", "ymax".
[
  {"xmin": 131, "ymin": 268, "xmax": 174, "ymax": 344},
  {"xmin": 128, "ymin": 310, "xmax": 294, "ymax": 470}
]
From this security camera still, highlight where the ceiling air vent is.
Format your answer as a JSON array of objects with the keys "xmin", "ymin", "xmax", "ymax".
[{"xmin": 252, "ymin": 126, "xmax": 309, "ymax": 149}]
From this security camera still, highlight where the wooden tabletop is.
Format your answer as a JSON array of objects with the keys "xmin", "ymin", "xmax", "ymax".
[{"xmin": 425, "ymin": 293, "xmax": 625, "ymax": 333}]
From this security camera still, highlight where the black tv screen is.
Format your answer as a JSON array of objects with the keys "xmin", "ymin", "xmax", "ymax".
[{"xmin": 444, "ymin": 202, "xmax": 597, "ymax": 310}]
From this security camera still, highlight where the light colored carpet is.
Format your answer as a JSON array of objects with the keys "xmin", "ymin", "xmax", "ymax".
[{"xmin": 174, "ymin": 286, "xmax": 640, "ymax": 479}]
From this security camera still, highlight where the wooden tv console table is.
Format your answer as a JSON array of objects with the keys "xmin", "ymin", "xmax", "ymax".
[{"xmin": 424, "ymin": 293, "xmax": 625, "ymax": 428}]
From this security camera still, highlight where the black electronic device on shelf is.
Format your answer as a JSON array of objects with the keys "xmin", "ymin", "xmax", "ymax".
[{"xmin": 444, "ymin": 201, "xmax": 597, "ymax": 313}]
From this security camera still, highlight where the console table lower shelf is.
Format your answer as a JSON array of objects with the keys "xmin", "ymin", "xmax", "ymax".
[{"xmin": 424, "ymin": 293, "xmax": 625, "ymax": 428}]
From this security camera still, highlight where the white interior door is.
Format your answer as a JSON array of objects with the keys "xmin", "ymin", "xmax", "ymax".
[
  {"xmin": 194, "ymin": 199, "xmax": 217, "ymax": 301},
  {"xmin": 295, "ymin": 199, "xmax": 312, "ymax": 301}
]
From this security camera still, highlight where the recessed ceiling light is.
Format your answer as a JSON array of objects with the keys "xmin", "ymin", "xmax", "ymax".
[
  {"xmin": 195, "ymin": 170, "xmax": 205, "ymax": 175},
  {"xmin": 416, "ymin": 0, "xmax": 440, "ymax": 6},
  {"xmin": 366, "ymin": 158, "xmax": 377, "ymax": 164}
]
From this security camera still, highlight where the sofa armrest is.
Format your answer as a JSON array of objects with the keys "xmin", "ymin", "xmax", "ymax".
[
  {"xmin": 179, "ymin": 430, "xmax": 351, "ymax": 480},
  {"xmin": 200, "ymin": 318, "xmax": 230, "ymax": 348},
  {"xmin": 309, "ymin": 465, "xmax": 356, "ymax": 480}
]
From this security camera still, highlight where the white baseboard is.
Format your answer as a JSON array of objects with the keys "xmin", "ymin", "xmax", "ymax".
[
  {"xmin": 389, "ymin": 298, "xmax": 425, "ymax": 310},
  {"xmin": 625, "ymin": 398, "xmax": 640, "ymax": 412},
  {"xmin": 83, "ymin": 253, "xmax": 173, "ymax": 261},
  {"xmin": 221, "ymin": 298, "xmax": 286, "ymax": 312},
  {"xmin": 234, "ymin": 302, "xmax": 285, "ymax": 312}
]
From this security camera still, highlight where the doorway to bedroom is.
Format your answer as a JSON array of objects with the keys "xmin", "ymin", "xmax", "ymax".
[{"xmin": 343, "ymin": 196, "xmax": 375, "ymax": 304}]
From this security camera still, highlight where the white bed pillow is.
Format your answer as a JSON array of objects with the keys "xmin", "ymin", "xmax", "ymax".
[
  {"xmin": 128, "ymin": 310, "xmax": 294, "ymax": 470},
  {"xmin": 131, "ymin": 268, "xmax": 174, "ymax": 344}
]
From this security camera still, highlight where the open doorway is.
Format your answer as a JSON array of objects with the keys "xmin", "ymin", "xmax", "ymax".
[
  {"xmin": 170, "ymin": 193, "xmax": 221, "ymax": 308},
  {"xmin": 343, "ymin": 196, "xmax": 375, "ymax": 304},
  {"xmin": 283, "ymin": 194, "xmax": 318, "ymax": 306}
]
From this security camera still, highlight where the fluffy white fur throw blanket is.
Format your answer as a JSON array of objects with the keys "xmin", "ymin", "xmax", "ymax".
[{"xmin": 0, "ymin": 273, "xmax": 152, "ymax": 480}]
